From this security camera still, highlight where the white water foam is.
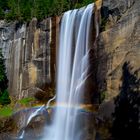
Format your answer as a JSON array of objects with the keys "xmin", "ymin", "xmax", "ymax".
[{"xmin": 42, "ymin": 4, "xmax": 94, "ymax": 140}]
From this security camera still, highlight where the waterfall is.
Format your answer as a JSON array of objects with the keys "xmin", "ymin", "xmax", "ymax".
[{"xmin": 42, "ymin": 3, "xmax": 95, "ymax": 140}]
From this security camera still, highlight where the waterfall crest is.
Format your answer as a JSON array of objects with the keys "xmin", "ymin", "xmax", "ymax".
[{"xmin": 43, "ymin": 3, "xmax": 95, "ymax": 140}]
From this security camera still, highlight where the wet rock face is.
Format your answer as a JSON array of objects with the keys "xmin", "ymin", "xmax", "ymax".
[
  {"xmin": 15, "ymin": 108, "xmax": 50, "ymax": 140},
  {"xmin": 0, "ymin": 107, "xmax": 50, "ymax": 140},
  {"xmin": 97, "ymin": 0, "xmax": 140, "ymax": 100},
  {"xmin": 0, "ymin": 17, "xmax": 60, "ymax": 99}
]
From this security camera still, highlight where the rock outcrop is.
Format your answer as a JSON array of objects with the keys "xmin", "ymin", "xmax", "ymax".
[
  {"xmin": 0, "ymin": 0, "xmax": 140, "ymax": 139},
  {"xmin": 0, "ymin": 0, "xmax": 139, "ymax": 107},
  {"xmin": 0, "ymin": 17, "xmax": 60, "ymax": 99},
  {"xmin": 97, "ymin": 0, "xmax": 140, "ymax": 101}
]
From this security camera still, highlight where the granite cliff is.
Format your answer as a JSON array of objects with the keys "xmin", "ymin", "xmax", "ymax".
[
  {"xmin": 97, "ymin": 0, "xmax": 140, "ymax": 139},
  {"xmin": 0, "ymin": 0, "xmax": 140, "ymax": 140},
  {"xmin": 0, "ymin": 0, "xmax": 139, "ymax": 108},
  {"xmin": 0, "ymin": 17, "xmax": 60, "ymax": 99},
  {"xmin": 96, "ymin": 0, "xmax": 140, "ymax": 101}
]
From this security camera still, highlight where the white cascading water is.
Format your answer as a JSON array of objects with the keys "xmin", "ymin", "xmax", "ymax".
[
  {"xmin": 18, "ymin": 105, "xmax": 45, "ymax": 139},
  {"xmin": 42, "ymin": 3, "xmax": 94, "ymax": 140}
]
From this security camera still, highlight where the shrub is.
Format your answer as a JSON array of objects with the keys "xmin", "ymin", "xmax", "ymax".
[
  {"xmin": 0, "ymin": 90, "xmax": 11, "ymax": 105},
  {"xmin": 0, "ymin": 49, "xmax": 10, "ymax": 105}
]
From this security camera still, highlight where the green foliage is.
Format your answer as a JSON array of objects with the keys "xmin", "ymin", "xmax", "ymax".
[
  {"xmin": 0, "ymin": 49, "xmax": 10, "ymax": 105},
  {"xmin": 0, "ymin": 97, "xmax": 35, "ymax": 117},
  {"xmin": 100, "ymin": 91, "xmax": 107, "ymax": 102},
  {"xmin": 0, "ymin": 106, "xmax": 13, "ymax": 117},
  {"xmin": 0, "ymin": 7, "xmax": 4, "ymax": 19},
  {"xmin": 18, "ymin": 97, "xmax": 35, "ymax": 105},
  {"xmin": 74, "ymin": 0, "xmax": 94, "ymax": 8},
  {"xmin": 0, "ymin": 90, "xmax": 11, "ymax": 105},
  {"xmin": 0, "ymin": 0, "xmax": 95, "ymax": 21}
]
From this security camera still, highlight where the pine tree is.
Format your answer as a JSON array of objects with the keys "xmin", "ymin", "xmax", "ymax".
[
  {"xmin": 0, "ymin": 49, "xmax": 10, "ymax": 105},
  {"xmin": 0, "ymin": 7, "xmax": 4, "ymax": 19},
  {"xmin": 1, "ymin": 0, "xmax": 95, "ymax": 21}
]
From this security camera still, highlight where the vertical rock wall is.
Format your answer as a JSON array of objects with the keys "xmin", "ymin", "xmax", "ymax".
[
  {"xmin": 0, "ymin": 17, "xmax": 59, "ymax": 99},
  {"xmin": 0, "ymin": 0, "xmax": 139, "ymax": 103},
  {"xmin": 97, "ymin": 0, "xmax": 140, "ymax": 101}
]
